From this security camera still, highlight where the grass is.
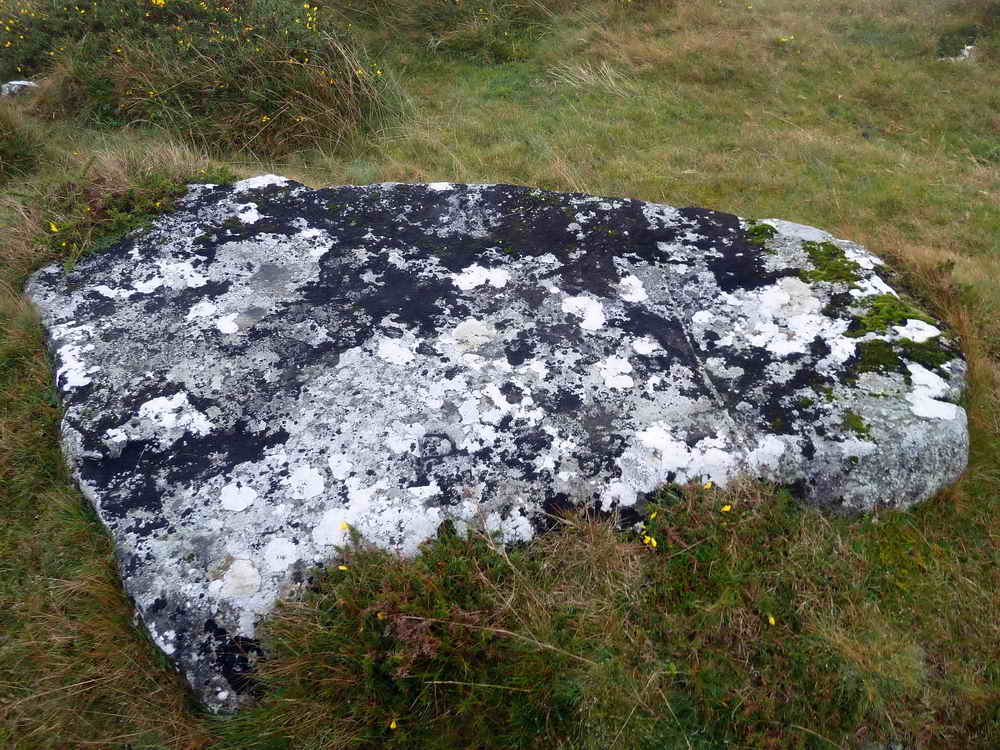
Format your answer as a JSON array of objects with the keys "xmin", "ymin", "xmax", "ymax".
[{"xmin": 1, "ymin": 0, "xmax": 999, "ymax": 747}]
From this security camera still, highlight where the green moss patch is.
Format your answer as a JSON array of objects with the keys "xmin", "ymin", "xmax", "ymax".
[
  {"xmin": 899, "ymin": 338, "xmax": 958, "ymax": 370},
  {"xmin": 744, "ymin": 220, "xmax": 777, "ymax": 246},
  {"xmin": 842, "ymin": 410, "xmax": 871, "ymax": 438},
  {"xmin": 800, "ymin": 241, "xmax": 863, "ymax": 284},
  {"xmin": 851, "ymin": 336, "xmax": 958, "ymax": 382},
  {"xmin": 846, "ymin": 293, "xmax": 935, "ymax": 338},
  {"xmin": 852, "ymin": 339, "xmax": 903, "ymax": 376}
]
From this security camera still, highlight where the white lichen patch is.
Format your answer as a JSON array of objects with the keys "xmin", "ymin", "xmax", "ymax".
[
  {"xmin": 618, "ymin": 274, "xmax": 648, "ymax": 302},
  {"xmin": 451, "ymin": 263, "xmax": 511, "ymax": 290},
  {"xmin": 220, "ymin": 482, "xmax": 257, "ymax": 512},
  {"xmin": 220, "ymin": 559, "xmax": 261, "ymax": 597},
  {"xmin": 892, "ymin": 319, "xmax": 941, "ymax": 343},
  {"xmin": 24, "ymin": 178, "xmax": 967, "ymax": 714},
  {"xmin": 906, "ymin": 363, "xmax": 963, "ymax": 420},
  {"xmin": 562, "ymin": 295, "xmax": 606, "ymax": 330},
  {"xmin": 285, "ymin": 465, "xmax": 325, "ymax": 500},
  {"xmin": 599, "ymin": 356, "xmax": 635, "ymax": 389}
]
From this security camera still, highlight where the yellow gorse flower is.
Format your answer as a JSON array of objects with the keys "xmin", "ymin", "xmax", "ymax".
[{"xmin": 721, "ymin": 505, "xmax": 732, "ymax": 513}]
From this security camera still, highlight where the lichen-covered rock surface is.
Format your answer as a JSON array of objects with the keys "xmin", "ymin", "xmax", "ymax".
[
  {"xmin": 0, "ymin": 79, "xmax": 38, "ymax": 96},
  {"xmin": 25, "ymin": 176, "xmax": 968, "ymax": 711}
]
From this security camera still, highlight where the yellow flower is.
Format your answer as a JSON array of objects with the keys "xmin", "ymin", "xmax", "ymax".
[
  {"xmin": 703, "ymin": 480, "xmax": 714, "ymax": 490},
  {"xmin": 260, "ymin": 115, "xmax": 270, "ymax": 122},
  {"xmin": 389, "ymin": 719, "xmax": 398, "ymax": 730},
  {"xmin": 376, "ymin": 611, "xmax": 386, "ymax": 620},
  {"xmin": 648, "ymin": 511, "xmax": 657, "ymax": 520},
  {"xmin": 768, "ymin": 614, "xmax": 776, "ymax": 626},
  {"xmin": 642, "ymin": 535, "xmax": 657, "ymax": 548},
  {"xmin": 337, "ymin": 564, "xmax": 348, "ymax": 571},
  {"xmin": 721, "ymin": 505, "xmax": 732, "ymax": 513},
  {"xmin": 48, "ymin": 221, "xmax": 59, "ymax": 233},
  {"xmin": 338, "ymin": 521, "xmax": 349, "ymax": 530}
]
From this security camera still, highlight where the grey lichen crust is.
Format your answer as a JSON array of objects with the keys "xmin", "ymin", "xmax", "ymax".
[{"xmin": 25, "ymin": 177, "xmax": 968, "ymax": 712}]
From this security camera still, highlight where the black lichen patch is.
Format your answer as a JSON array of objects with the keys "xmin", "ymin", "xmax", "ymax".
[
  {"xmin": 202, "ymin": 619, "xmax": 264, "ymax": 696},
  {"xmin": 692, "ymin": 209, "xmax": 789, "ymax": 293}
]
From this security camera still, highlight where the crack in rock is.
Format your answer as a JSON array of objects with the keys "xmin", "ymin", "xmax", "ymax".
[{"xmin": 24, "ymin": 177, "xmax": 968, "ymax": 712}]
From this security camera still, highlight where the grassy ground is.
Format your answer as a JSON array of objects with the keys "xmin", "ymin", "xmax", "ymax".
[{"xmin": 1, "ymin": 0, "xmax": 999, "ymax": 747}]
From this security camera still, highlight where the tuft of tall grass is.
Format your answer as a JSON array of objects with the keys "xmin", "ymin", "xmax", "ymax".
[{"xmin": 0, "ymin": 103, "xmax": 45, "ymax": 185}]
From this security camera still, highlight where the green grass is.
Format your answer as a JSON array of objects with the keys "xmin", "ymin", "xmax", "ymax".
[{"xmin": 1, "ymin": 0, "xmax": 1000, "ymax": 747}]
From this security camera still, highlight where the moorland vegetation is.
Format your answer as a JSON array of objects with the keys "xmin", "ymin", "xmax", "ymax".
[{"xmin": 1, "ymin": 0, "xmax": 999, "ymax": 747}]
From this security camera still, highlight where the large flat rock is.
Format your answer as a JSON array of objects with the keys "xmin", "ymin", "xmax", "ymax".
[{"xmin": 25, "ymin": 177, "xmax": 968, "ymax": 711}]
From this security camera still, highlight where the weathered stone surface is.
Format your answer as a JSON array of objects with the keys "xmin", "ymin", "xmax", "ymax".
[
  {"xmin": 0, "ymin": 79, "xmax": 38, "ymax": 96},
  {"xmin": 25, "ymin": 177, "xmax": 968, "ymax": 711}
]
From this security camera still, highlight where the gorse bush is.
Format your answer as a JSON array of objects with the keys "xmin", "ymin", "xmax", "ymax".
[{"xmin": 1, "ymin": 0, "xmax": 396, "ymax": 156}]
